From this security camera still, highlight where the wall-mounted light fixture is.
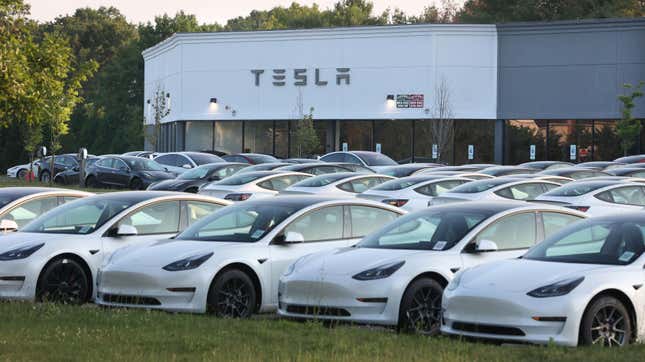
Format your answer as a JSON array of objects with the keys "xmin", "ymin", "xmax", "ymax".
[
  {"xmin": 210, "ymin": 97, "xmax": 218, "ymax": 104},
  {"xmin": 386, "ymin": 94, "xmax": 395, "ymax": 101}
]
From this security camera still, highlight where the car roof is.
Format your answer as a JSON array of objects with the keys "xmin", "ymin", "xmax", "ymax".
[
  {"xmin": 427, "ymin": 201, "xmax": 531, "ymax": 214},
  {"xmin": 239, "ymin": 195, "xmax": 402, "ymax": 209},
  {"xmin": 81, "ymin": 191, "xmax": 187, "ymax": 203},
  {"xmin": 584, "ymin": 212, "xmax": 645, "ymax": 223},
  {"xmin": 0, "ymin": 187, "xmax": 75, "ymax": 198}
]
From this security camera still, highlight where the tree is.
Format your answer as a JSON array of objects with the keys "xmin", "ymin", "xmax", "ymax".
[
  {"xmin": 144, "ymin": 85, "xmax": 171, "ymax": 151},
  {"xmin": 291, "ymin": 91, "xmax": 320, "ymax": 157},
  {"xmin": 616, "ymin": 81, "xmax": 644, "ymax": 156},
  {"xmin": 430, "ymin": 78, "xmax": 455, "ymax": 163}
]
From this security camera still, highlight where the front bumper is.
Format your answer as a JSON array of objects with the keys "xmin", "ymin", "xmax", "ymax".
[
  {"xmin": 6, "ymin": 169, "xmax": 18, "ymax": 178},
  {"xmin": 0, "ymin": 259, "xmax": 39, "ymax": 301},
  {"xmin": 96, "ymin": 265, "xmax": 210, "ymax": 313},
  {"xmin": 441, "ymin": 287, "xmax": 582, "ymax": 346},
  {"xmin": 277, "ymin": 273, "xmax": 402, "ymax": 326}
]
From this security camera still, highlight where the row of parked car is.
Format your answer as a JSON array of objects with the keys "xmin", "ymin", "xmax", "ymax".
[{"xmin": 1, "ymin": 151, "xmax": 645, "ymax": 348}]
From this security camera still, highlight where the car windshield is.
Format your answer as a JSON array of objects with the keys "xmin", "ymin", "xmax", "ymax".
[
  {"xmin": 357, "ymin": 209, "xmax": 493, "ymax": 250},
  {"xmin": 187, "ymin": 153, "xmax": 224, "ymax": 165},
  {"xmin": 448, "ymin": 179, "xmax": 513, "ymax": 194},
  {"xmin": 372, "ymin": 177, "xmax": 427, "ymax": 191},
  {"xmin": 215, "ymin": 173, "xmax": 267, "ymax": 186},
  {"xmin": 0, "ymin": 195, "xmax": 21, "ymax": 208},
  {"xmin": 542, "ymin": 182, "xmax": 615, "ymax": 197},
  {"xmin": 21, "ymin": 197, "xmax": 138, "ymax": 235},
  {"xmin": 125, "ymin": 158, "xmax": 166, "ymax": 172},
  {"xmin": 178, "ymin": 166, "xmax": 212, "ymax": 180},
  {"xmin": 355, "ymin": 152, "xmax": 397, "ymax": 166},
  {"xmin": 176, "ymin": 202, "xmax": 303, "ymax": 242},
  {"xmin": 247, "ymin": 154, "xmax": 278, "ymax": 163},
  {"xmin": 292, "ymin": 174, "xmax": 352, "ymax": 187},
  {"xmin": 523, "ymin": 219, "xmax": 645, "ymax": 265}
]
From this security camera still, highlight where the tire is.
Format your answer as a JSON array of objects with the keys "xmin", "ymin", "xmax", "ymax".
[
  {"xmin": 130, "ymin": 178, "xmax": 144, "ymax": 190},
  {"xmin": 580, "ymin": 296, "xmax": 632, "ymax": 347},
  {"xmin": 17, "ymin": 169, "xmax": 27, "ymax": 180},
  {"xmin": 398, "ymin": 278, "xmax": 444, "ymax": 335},
  {"xmin": 40, "ymin": 171, "xmax": 51, "ymax": 183},
  {"xmin": 207, "ymin": 269, "xmax": 257, "ymax": 318},
  {"xmin": 36, "ymin": 257, "xmax": 91, "ymax": 305},
  {"xmin": 85, "ymin": 175, "xmax": 100, "ymax": 188},
  {"xmin": 54, "ymin": 176, "xmax": 65, "ymax": 185},
  {"xmin": 184, "ymin": 187, "xmax": 199, "ymax": 193}
]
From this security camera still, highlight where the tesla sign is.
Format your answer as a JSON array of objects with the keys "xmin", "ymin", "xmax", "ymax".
[{"xmin": 251, "ymin": 68, "xmax": 350, "ymax": 87}]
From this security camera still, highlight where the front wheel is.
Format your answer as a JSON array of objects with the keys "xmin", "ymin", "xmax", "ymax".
[
  {"xmin": 580, "ymin": 296, "xmax": 632, "ymax": 347},
  {"xmin": 17, "ymin": 169, "xmax": 27, "ymax": 179},
  {"xmin": 398, "ymin": 278, "xmax": 444, "ymax": 335},
  {"xmin": 37, "ymin": 257, "xmax": 91, "ymax": 304},
  {"xmin": 207, "ymin": 269, "xmax": 256, "ymax": 318},
  {"xmin": 40, "ymin": 171, "xmax": 51, "ymax": 183},
  {"xmin": 130, "ymin": 178, "xmax": 144, "ymax": 190}
]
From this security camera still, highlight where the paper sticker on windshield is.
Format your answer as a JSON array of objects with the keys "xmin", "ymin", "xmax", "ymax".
[
  {"xmin": 251, "ymin": 230, "xmax": 265, "ymax": 239},
  {"xmin": 619, "ymin": 251, "xmax": 635, "ymax": 262},
  {"xmin": 433, "ymin": 241, "xmax": 447, "ymax": 251}
]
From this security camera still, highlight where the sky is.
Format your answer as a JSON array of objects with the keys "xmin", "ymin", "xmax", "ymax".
[{"xmin": 26, "ymin": 0, "xmax": 465, "ymax": 25}]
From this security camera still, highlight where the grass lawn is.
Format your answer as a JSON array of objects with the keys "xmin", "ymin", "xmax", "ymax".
[
  {"xmin": 0, "ymin": 175, "xmax": 112, "ymax": 193},
  {"xmin": 0, "ymin": 303, "xmax": 642, "ymax": 361}
]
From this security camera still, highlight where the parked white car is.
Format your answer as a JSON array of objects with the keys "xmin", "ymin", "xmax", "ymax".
[
  {"xmin": 0, "ymin": 192, "xmax": 230, "ymax": 304},
  {"xmin": 442, "ymin": 213, "xmax": 645, "ymax": 347},
  {"xmin": 358, "ymin": 175, "xmax": 472, "ymax": 211},
  {"xmin": 431, "ymin": 179, "xmax": 561, "ymax": 205},
  {"xmin": 95, "ymin": 197, "xmax": 405, "ymax": 316},
  {"xmin": 154, "ymin": 152, "xmax": 226, "ymax": 174},
  {"xmin": 319, "ymin": 151, "xmax": 398, "ymax": 172},
  {"xmin": 199, "ymin": 171, "xmax": 311, "ymax": 201},
  {"xmin": 6, "ymin": 161, "xmax": 40, "ymax": 179},
  {"xmin": 278, "ymin": 202, "xmax": 586, "ymax": 334},
  {"xmin": 281, "ymin": 173, "xmax": 393, "ymax": 197},
  {"xmin": 0, "ymin": 188, "xmax": 92, "ymax": 232},
  {"xmin": 535, "ymin": 180, "xmax": 645, "ymax": 216}
]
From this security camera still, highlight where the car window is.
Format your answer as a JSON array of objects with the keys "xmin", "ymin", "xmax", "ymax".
[
  {"xmin": 113, "ymin": 159, "xmax": 128, "ymax": 171},
  {"xmin": 155, "ymin": 154, "xmax": 179, "ymax": 167},
  {"xmin": 177, "ymin": 155, "xmax": 193, "ymax": 168},
  {"xmin": 538, "ymin": 225, "xmax": 612, "ymax": 258},
  {"xmin": 258, "ymin": 175, "xmax": 308, "ymax": 191},
  {"xmin": 475, "ymin": 212, "xmax": 537, "ymax": 250},
  {"xmin": 415, "ymin": 180, "xmax": 466, "ymax": 196},
  {"xmin": 338, "ymin": 177, "xmax": 381, "ymax": 193},
  {"xmin": 62, "ymin": 157, "xmax": 77, "ymax": 167},
  {"xmin": 350, "ymin": 206, "xmax": 399, "ymax": 238},
  {"xmin": 344, "ymin": 154, "xmax": 363, "ymax": 165},
  {"xmin": 283, "ymin": 206, "xmax": 344, "ymax": 242},
  {"xmin": 96, "ymin": 158, "xmax": 114, "ymax": 168},
  {"xmin": 116, "ymin": 201, "xmax": 180, "ymax": 235},
  {"xmin": 4, "ymin": 197, "xmax": 60, "ymax": 228},
  {"xmin": 185, "ymin": 201, "xmax": 225, "ymax": 226},
  {"xmin": 495, "ymin": 183, "xmax": 548, "ymax": 200},
  {"xmin": 603, "ymin": 186, "xmax": 645, "ymax": 206},
  {"xmin": 216, "ymin": 166, "xmax": 243, "ymax": 178},
  {"xmin": 59, "ymin": 196, "xmax": 82, "ymax": 204},
  {"xmin": 320, "ymin": 153, "xmax": 344, "ymax": 163},
  {"xmin": 542, "ymin": 212, "xmax": 584, "ymax": 239}
]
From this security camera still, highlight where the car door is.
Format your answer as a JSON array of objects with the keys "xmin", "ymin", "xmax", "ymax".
[
  {"xmin": 460, "ymin": 211, "xmax": 538, "ymax": 269},
  {"xmin": 99, "ymin": 200, "xmax": 182, "ymax": 262},
  {"xmin": 111, "ymin": 159, "xmax": 132, "ymax": 187},
  {"xmin": 268, "ymin": 206, "xmax": 348, "ymax": 303},
  {"xmin": 95, "ymin": 158, "xmax": 116, "ymax": 185}
]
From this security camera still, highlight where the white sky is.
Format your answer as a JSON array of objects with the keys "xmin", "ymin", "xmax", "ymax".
[{"xmin": 27, "ymin": 0, "xmax": 465, "ymax": 25}]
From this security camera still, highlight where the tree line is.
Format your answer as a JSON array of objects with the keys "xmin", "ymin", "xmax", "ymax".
[{"xmin": 1, "ymin": 0, "xmax": 644, "ymax": 169}]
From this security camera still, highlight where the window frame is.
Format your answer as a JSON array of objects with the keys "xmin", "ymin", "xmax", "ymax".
[
  {"xmin": 465, "ymin": 211, "xmax": 539, "ymax": 252},
  {"xmin": 347, "ymin": 205, "xmax": 400, "ymax": 239},
  {"xmin": 274, "ymin": 205, "xmax": 349, "ymax": 243},
  {"xmin": 106, "ymin": 200, "xmax": 182, "ymax": 237}
]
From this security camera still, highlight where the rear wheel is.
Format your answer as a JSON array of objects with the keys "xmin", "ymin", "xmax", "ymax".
[
  {"xmin": 37, "ymin": 257, "xmax": 91, "ymax": 304},
  {"xmin": 207, "ymin": 269, "xmax": 256, "ymax": 318},
  {"xmin": 40, "ymin": 171, "xmax": 51, "ymax": 183},
  {"xmin": 54, "ymin": 176, "xmax": 65, "ymax": 185},
  {"xmin": 17, "ymin": 169, "xmax": 27, "ymax": 179},
  {"xmin": 85, "ymin": 175, "xmax": 100, "ymax": 188},
  {"xmin": 130, "ymin": 178, "xmax": 144, "ymax": 190},
  {"xmin": 398, "ymin": 278, "xmax": 444, "ymax": 335},
  {"xmin": 580, "ymin": 296, "xmax": 632, "ymax": 347}
]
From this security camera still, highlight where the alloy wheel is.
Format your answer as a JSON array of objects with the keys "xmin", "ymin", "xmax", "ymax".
[
  {"xmin": 39, "ymin": 260, "xmax": 88, "ymax": 304},
  {"xmin": 215, "ymin": 278, "xmax": 252, "ymax": 318},
  {"xmin": 404, "ymin": 286, "xmax": 442, "ymax": 335},
  {"xmin": 590, "ymin": 305, "xmax": 628, "ymax": 347}
]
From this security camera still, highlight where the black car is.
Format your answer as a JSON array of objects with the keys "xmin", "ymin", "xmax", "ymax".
[
  {"xmin": 84, "ymin": 156, "xmax": 175, "ymax": 190},
  {"xmin": 38, "ymin": 154, "xmax": 89, "ymax": 183},
  {"xmin": 276, "ymin": 163, "xmax": 357, "ymax": 175},
  {"xmin": 53, "ymin": 157, "xmax": 101, "ymax": 185},
  {"xmin": 147, "ymin": 163, "xmax": 248, "ymax": 192},
  {"xmin": 222, "ymin": 153, "xmax": 278, "ymax": 164}
]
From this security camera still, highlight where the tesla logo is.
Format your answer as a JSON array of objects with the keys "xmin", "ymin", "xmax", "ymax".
[{"xmin": 251, "ymin": 68, "xmax": 350, "ymax": 87}]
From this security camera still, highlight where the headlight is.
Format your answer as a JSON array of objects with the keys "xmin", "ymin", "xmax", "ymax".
[
  {"xmin": 527, "ymin": 277, "xmax": 584, "ymax": 298},
  {"xmin": 352, "ymin": 261, "xmax": 404, "ymax": 281},
  {"xmin": 0, "ymin": 243, "xmax": 45, "ymax": 261},
  {"xmin": 163, "ymin": 252, "xmax": 213, "ymax": 271},
  {"xmin": 446, "ymin": 271, "xmax": 464, "ymax": 291},
  {"xmin": 283, "ymin": 256, "xmax": 306, "ymax": 277}
]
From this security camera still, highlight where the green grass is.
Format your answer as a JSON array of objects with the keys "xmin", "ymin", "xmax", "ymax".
[
  {"xmin": 0, "ymin": 175, "xmax": 112, "ymax": 193},
  {"xmin": 0, "ymin": 303, "xmax": 642, "ymax": 361}
]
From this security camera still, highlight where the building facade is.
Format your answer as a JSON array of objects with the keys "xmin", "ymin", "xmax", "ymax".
[{"xmin": 143, "ymin": 18, "xmax": 645, "ymax": 164}]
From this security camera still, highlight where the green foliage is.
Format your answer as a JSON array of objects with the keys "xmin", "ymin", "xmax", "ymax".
[
  {"xmin": 292, "ymin": 107, "xmax": 321, "ymax": 157},
  {"xmin": 617, "ymin": 81, "xmax": 645, "ymax": 155}
]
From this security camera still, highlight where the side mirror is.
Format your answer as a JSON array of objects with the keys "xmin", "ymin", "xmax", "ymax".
[
  {"xmin": 275, "ymin": 231, "xmax": 305, "ymax": 244},
  {"xmin": 0, "ymin": 219, "xmax": 19, "ymax": 233},
  {"xmin": 182, "ymin": 164, "xmax": 192, "ymax": 169},
  {"xmin": 115, "ymin": 224, "xmax": 138, "ymax": 237},
  {"xmin": 475, "ymin": 239, "xmax": 498, "ymax": 253},
  {"xmin": 164, "ymin": 167, "xmax": 169, "ymax": 172}
]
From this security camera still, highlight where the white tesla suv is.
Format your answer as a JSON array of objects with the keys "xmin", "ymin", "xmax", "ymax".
[
  {"xmin": 0, "ymin": 192, "xmax": 230, "ymax": 304},
  {"xmin": 277, "ymin": 202, "xmax": 586, "ymax": 334},
  {"xmin": 442, "ymin": 213, "xmax": 645, "ymax": 347},
  {"xmin": 95, "ymin": 197, "xmax": 405, "ymax": 317}
]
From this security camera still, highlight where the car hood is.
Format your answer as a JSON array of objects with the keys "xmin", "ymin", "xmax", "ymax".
[
  {"xmin": 0, "ymin": 232, "xmax": 90, "ymax": 251},
  {"xmin": 140, "ymin": 171, "xmax": 175, "ymax": 179},
  {"xmin": 148, "ymin": 179, "xmax": 200, "ymax": 190},
  {"xmin": 107, "ymin": 239, "xmax": 257, "ymax": 268},
  {"xmin": 293, "ymin": 247, "xmax": 426, "ymax": 276},
  {"xmin": 460, "ymin": 258, "xmax": 610, "ymax": 292}
]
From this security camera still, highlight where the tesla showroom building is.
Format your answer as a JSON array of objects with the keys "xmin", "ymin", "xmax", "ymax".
[{"xmin": 143, "ymin": 18, "xmax": 645, "ymax": 164}]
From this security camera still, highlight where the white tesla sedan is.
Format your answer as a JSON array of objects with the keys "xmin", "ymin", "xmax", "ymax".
[
  {"xmin": 431, "ymin": 178, "xmax": 561, "ymax": 205},
  {"xmin": 199, "ymin": 170, "xmax": 311, "ymax": 201},
  {"xmin": 534, "ymin": 180, "xmax": 645, "ymax": 216},
  {"xmin": 277, "ymin": 202, "xmax": 586, "ymax": 334},
  {"xmin": 0, "ymin": 192, "xmax": 230, "ymax": 304},
  {"xmin": 96, "ymin": 197, "xmax": 405, "ymax": 317},
  {"xmin": 281, "ymin": 173, "xmax": 394, "ymax": 197},
  {"xmin": 358, "ymin": 175, "xmax": 472, "ymax": 211},
  {"xmin": 442, "ymin": 213, "xmax": 645, "ymax": 347}
]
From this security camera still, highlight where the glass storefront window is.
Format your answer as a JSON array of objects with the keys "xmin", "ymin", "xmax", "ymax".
[
  {"xmin": 374, "ymin": 120, "xmax": 412, "ymax": 163},
  {"xmin": 274, "ymin": 121, "xmax": 289, "ymax": 158},
  {"xmin": 185, "ymin": 121, "xmax": 214, "ymax": 152},
  {"xmin": 505, "ymin": 120, "xmax": 547, "ymax": 164},
  {"xmin": 244, "ymin": 121, "xmax": 274, "ymax": 155},
  {"xmin": 214, "ymin": 121, "xmax": 243, "ymax": 154},
  {"xmin": 595, "ymin": 120, "xmax": 622, "ymax": 161},
  {"xmin": 289, "ymin": 120, "xmax": 326, "ymax": 158},
  {"xmin": 454, "ymin": 120, "xmax": 495, "ymax": 164},
  {"xmin": 339, "ymin": 121, "xmax": 373, "ymax": 153},
  {"xmin": 413, "ymin": 119, "xmax": 454, "ymax": 164}
]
